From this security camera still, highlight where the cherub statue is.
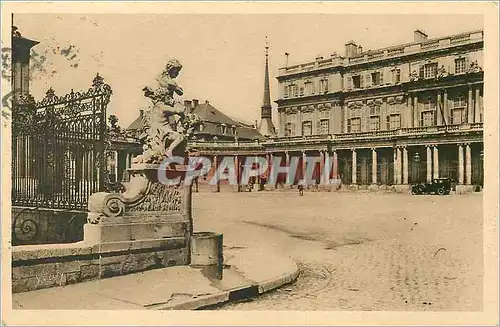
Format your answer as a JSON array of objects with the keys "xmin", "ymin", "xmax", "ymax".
[{"xmin": 133, "ymin": 58, "xmax": 202, "ymax": 164}]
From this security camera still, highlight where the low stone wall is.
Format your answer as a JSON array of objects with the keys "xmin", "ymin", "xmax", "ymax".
[
  {"xmin": 12, "ymin": 207, "xmax": 86, "ymax": 246},
  {"xmin": 12, "ymin": 237, "xmax": 189, "ymax": 293}
]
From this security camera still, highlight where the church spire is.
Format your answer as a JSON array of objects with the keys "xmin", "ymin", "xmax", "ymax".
[
  {"xmin": 258, "ymin": 36, "xmax": 276, "ymax": 137},
  {"xmin": 261, "ymin": 37, "xmax": 271, "ymax": 109}
]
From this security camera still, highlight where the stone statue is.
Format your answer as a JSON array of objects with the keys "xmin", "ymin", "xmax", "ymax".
[
  {"xmin": 133, "ymin": 59, "xmax": 201, "ymax": 164},
  {"xmin": 468, "ymin": 60, "xmax": 483, "ymax": 74}
]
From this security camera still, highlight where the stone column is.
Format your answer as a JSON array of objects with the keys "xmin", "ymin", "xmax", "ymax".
[
  {"xmin": 267, "ymin": 153, "xmax": 273, "ymax": 189},
  {"xmin": 319, "ymin": 151, "xmax": 325, "ymax": 187},
  {"xmin": 413, "ymin": 95, "xmax": 419, "ymax": 127},
  {"xmin": 214, "ymin": 155, "xmax": 220, "ymax": 192},
  {"xmin": 426, "ymin": 146, "xmax": 432, "ymax": 183},
  {"xmin": 465, "ymin": 144, "xmax": 472, "ymax": 185},
  {"xmin": 302, "ymin": 151, "xmax": 307, "ymax": 185},
  {"xmin": 468, "ymin": 87, "xmax": 474, "ymax": 123},
  {"xmin": 371, "ymin": 148, "xmax": 377, "ymax": 184},
  {"xmin": 396, "ymin": 148, "xmax": 403, "ymax": 184},
  {"xmin": 437, "ymin": 91, "xmax": 442, "ymax": 125},
  {"xmin": 234, "ymin": 155, "xmax": 240, "ymax": 191},
  {"xmin": 443, "ymin": 89, "xmax": 449, "ymax": 126},
  {"xmin": 332, "ymin": 150, "xmax": 338, "ymax": 180},
  {"xmin": 474, "ymin": 88, "xmax": 481, "ymax": 123},
  {"xmin": 285, "ymin": 151, "xmax": 291, "ymax": 186},
  {"xmin": 458, "ymin": 144, "xmax": 464, "ymax": 184},
  {"xmin": 403, "ymin": 147, "xmax": 409, "ymax": 184},
  {"xmin": 433, "ymin": 146, "xmax": 439, "ymax": 179},
  {"xmin": 393, "ymin": 148, "xmax": 398, "ymax": 184},
  {"xmin": 323, "ymin": 151, "xmax": 331, "ymax": 186},
  {"xmin": 352, "ymin": 149, "xmax": 357, "ymax": 185}
]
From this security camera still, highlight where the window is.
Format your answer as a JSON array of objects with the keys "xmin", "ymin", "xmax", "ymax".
[
  {"xmin": 369, "ymin": 106, "xmax": 380, "ymax": 116},
  {"xmin": 352, "ymin": 75, "xmax": 361, "ymax": 89},
  {"xmin": 199, "ymin": 124, "xmax": 204, "ymax": 132},
  {"xmin": 350, "ymin": 107, "xmax": 362, "ymax": 118},
  {"xmin": 386, "ymin": 114, "xmax": 401, "ymax": 130},
  {"xmin": 305, "ymin": 81, "xmax": 315, "ymax": 95},
  {"xmin": 348, "ymin": 118, "xmax": 361, "ymax": 133},
  {"xmin": 453, "ymin": 95, "xmax": 466, "ymax": 108},
  {"xmin": 422, "ymin": 63, "xmax": 438, "ymax": 79},
  {"xmin": 388, "ymin": 103, "xmax": 398, "ymax": 115},
  {"xmin": 299, "ymin": 86, "xmax": 304, "ymax": 97},
  {"xmin": 284, "ymin": 86, "xmax": 289, "ymax": 98},
  {"xmin": 371, "ymin": 72, "xmax": 382, "ymax": 86},
  {"xmin": 319, "ymin": 79, "xmax": 329, "ymax": 93},
  {"xmin": 319, "ymin": 119, "xmax": 329, "ymax": 134},
  {"xmin": 220, "ymin": 125, "xmax": 227, "ymax": 134},
  {"xmin": 422, "ymin": 97, "xmax": 436, "ymax": 111},
  {"xmin": 450, "ymin": 108, "xmax": 465, "ymax": 125},
  {"xmin": 455, "ymin": 58, "xmax": 466, "ymax": 74},
  {"xmin": 421, "ymin": 111, "xmax": 435, "ymax": 127},
  {"xmin": 392, "ymin": 69, "xmax": 401, "ymax": 84},
  {"xmin": 302, "ymin": 121, "xmax": 312, "ymax": 136},
  {"xmin": 369, "ymin": 116, "xmax": 380, "ymax": 131}
]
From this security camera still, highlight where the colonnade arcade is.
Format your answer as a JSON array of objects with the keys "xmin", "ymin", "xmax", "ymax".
[{"xmin": 201, "ymin": 142, "xmax": 483, "ymax": 190}]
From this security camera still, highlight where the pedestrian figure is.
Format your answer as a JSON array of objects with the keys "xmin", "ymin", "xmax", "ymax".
[{"xmin": 298, "ymin": 184, "xmax": 304, "ymax": 196}]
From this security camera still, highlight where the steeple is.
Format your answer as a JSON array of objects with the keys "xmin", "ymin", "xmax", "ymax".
[{"xmin": 258, "ymin": 36, "xmax": 276, "ymax": 137}]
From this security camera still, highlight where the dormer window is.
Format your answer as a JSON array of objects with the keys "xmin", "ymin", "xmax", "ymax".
[
  {"xmin": 220, "ymin": 123, "xmax": 227, "ymax": 134},
  {"xmin": 231, "ymin": 126, "xmax": 237, "ymax": 135}
]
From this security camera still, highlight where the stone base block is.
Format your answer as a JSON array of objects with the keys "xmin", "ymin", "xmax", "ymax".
[
  {"xmin": 11, "ymin": 238, "xmax": 189, "ymax": 293},
  {"xmin": 393, "ymin": 184, "xmax": 411, "ymax": 194},
  {"xmin": 455, "ymin": 185, "xmax": 475, "ymax": 194},
  {"xmin": 368, "ymin": 184, "xmax": 379, "ymax": 192},
  {"xmin": 84, "ymin": 220, "xmax": 188, "ymax": 244}
]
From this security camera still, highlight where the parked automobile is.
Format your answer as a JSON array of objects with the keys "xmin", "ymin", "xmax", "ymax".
[{"xmin": 411, "ymin": 178, "xmax": 452, "ymax": 195}]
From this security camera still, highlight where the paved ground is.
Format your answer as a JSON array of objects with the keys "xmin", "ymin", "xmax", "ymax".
[{"xmin": 193, "ymin": 190, "xmax": 483, "ymax": 311}]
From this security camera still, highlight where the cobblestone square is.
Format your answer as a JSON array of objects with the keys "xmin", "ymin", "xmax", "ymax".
[{"xmin": 194, "ymin": 191, "xmax": 483, "ymax": 311}]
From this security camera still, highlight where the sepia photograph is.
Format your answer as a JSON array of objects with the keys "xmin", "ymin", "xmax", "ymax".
[{"xmin": 1, "ymin": 2, "xmax": 498, "ymax": 326}]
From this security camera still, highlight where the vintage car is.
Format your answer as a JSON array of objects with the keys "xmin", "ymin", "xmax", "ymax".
[{"xmin": 411, "ymin": 178, "xmax": 452, "ymax": 195}]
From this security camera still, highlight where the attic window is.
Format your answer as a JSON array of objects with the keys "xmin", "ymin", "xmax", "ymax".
[{"xmin": 220, "ymin": 124, "xmax": 227, "ymax": 134}]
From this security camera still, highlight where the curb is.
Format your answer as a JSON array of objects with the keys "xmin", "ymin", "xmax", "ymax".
[{"xmin": 156, "ymin": 261, "xmax": 299, "ymax": 310}]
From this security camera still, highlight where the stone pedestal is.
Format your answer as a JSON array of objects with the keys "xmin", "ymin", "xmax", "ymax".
[{"xmin": 83, "ymin": 164, "xmax": 196, "ymax": 277}]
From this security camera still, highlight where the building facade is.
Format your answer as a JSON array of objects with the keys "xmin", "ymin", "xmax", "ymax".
[{"xmin": 191, "ymin": 29, "xmax": 484, "ymax": 193}]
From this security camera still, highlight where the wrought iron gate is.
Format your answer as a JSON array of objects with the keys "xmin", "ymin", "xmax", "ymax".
[{"xmin": 11, "ymin": 74, "xmax": 112, "ymax": 210}]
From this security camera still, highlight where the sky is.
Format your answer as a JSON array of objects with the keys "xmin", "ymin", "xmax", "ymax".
[{"xmin": 15, "ymin": 14, "xmax": 483, "ymax": 129}]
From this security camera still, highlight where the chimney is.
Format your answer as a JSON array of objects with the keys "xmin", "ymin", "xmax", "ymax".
[
  {"xmin": 205, "ymin": 100, "xmax": 209, "ymax": 104},
  {"xmin": 184, "ymin": 100, "xmax": 192, "ymax": 110},
  {"xmin": 315, "ymin": 54, "xmax": 324, "ymax": 61},
  {"xmin": 357, "ymin": 45, "xmax": 363, "ymax": 55},
  {"xmin": 192, "ymin": 99, "xmax": 199, "ymax": 107},
  {"xmin": 414, "ymin": 29, "xmax": 428, "ymax": 42},
  {"xmin": 344, "ymin": 40, "xmax": 359, "ymax": 58},
  {"xmin": 139, "ymin": 109, "xmax": 144, "ymax": 117}
]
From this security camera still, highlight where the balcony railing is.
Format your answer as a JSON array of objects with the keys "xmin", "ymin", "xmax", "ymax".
[
  {"xmin": 272, "ymin": 123, "xmax": 482, "ymax": 143},
  {"xmin": 278, "ymin": 30, "xmax": 483, "ymax": 77},
  {"xmin": 187, "ymin": 123, "xmax": 483, "ymax": 151}
]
